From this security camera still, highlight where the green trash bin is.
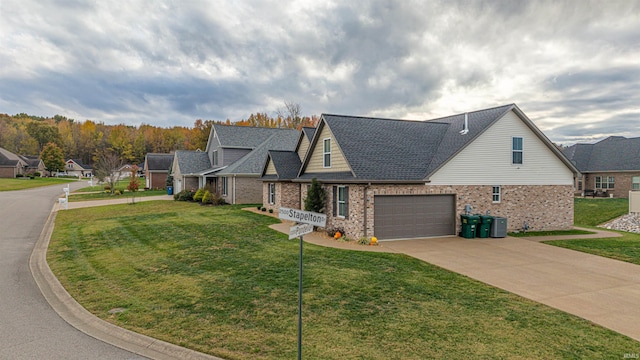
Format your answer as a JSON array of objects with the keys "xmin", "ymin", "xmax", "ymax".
[
  {"xmin": 476, "ymin": 214, "xmax": 494, "ymax": 238},
  {"xmin": 460, "ymin": 214, "xmax": 480, "ymax": 239}
]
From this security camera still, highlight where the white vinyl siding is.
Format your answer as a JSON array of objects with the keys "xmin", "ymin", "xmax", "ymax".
[
  {"xmin": 304, "ymin": 124, "xmax": 350, "ymax": 173},
  {"xmin": 428, "ymin": 110, "xmax": 574, "ymax": 185}
]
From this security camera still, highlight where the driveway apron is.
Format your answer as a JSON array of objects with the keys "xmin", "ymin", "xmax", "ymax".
[
  {"xmin": 384, "ymin": 236, "xmax": 640, "ymax": 342},
  {"xmin": 0, "ymin": 182, "xmax": 145, "ymax": 359}
]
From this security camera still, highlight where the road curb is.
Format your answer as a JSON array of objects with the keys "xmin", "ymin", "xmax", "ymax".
[{"xmin": 30, "ymin": 204, "xmax": 224, "ymax": 360}]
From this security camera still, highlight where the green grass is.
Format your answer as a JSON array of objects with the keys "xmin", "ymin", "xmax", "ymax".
[
  {"xmin": 67, "ymin": 189, "xmax": 166, "ymax": 202},
  {"xmin": 0, "ymin": 177, "xmax": 75, "ymax": 191},
  {"xmin": 48, "ymin": 203, "xmax": 640, "ymax": 359},
  {"xmin": 74, "ymin": 179, "xmax": 136, "ymax": 193},
  {"xmin": 544, "ymin": 197, "xmax": 640, "ymax": 264},
  {"xmin": 508, "ymin": 229, "xmax": 595, "ymax": 237},
  {"xmin": 574, "ymin": 197, "xmax": 629, "ymax": 226}
]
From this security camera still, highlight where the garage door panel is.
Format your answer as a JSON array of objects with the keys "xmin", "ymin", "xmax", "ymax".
[{"xmin": 374, "ymin": 195, "xmax": 455, "ymax": 240}]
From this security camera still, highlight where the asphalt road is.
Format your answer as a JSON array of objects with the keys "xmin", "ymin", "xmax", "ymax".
[{"xmin": 0, "ymin": 181, "xmax": 145, "ymax": 359}]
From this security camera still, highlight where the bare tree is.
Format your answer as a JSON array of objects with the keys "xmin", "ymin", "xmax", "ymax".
[
  {"xmin": 94, "ymin": 151, "xmax": 124, "ymax": 194},
  {"xmin": 276, "ymin": 101, "xmax": 302, "ymax": 129}
]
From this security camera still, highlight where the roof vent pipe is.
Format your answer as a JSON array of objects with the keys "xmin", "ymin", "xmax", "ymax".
[{"xmin": 459, "ymin": 113, "xmax": 469, "ymax": 135}]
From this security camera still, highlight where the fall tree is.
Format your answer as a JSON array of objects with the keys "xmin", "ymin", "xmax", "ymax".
[
  {"xmin": 127, "ymin": 165, "xmax": 141, "ymax": 203},
  {"xmin": 94, "ymin": 150, "xmax": 124, "ymax": 194},
  {"xmin": 41, "ymin": 142, "xmax": 65, "ymax": 176}
]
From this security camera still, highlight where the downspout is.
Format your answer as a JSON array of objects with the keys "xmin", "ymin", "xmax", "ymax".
[
  {"xmin": 363, "ymin": 183, "xmax": 370, "ymax": 238},
  {"xmin": 233, "ymin": 175, "xmax": 236, "ymax": 205}
]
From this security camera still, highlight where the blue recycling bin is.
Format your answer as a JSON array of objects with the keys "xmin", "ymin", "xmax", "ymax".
[{"xmin": 167, "ymin": 186, "xmax": 173, "ymax": 195}]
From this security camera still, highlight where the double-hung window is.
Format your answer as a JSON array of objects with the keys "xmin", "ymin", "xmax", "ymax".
[
  {"xmin": 595, "ymin": 176, "xmax": 615, "ymax": 189},
  {"xmin": 323, "ymin": 138, "xmax": 331, "ymax": 168},
  {"xmin": 512, "ymin": 137, "xmax": 523, "ymax": 164},
  {"xmin": 268, "ymin": 183, "xmax": 276, "ymax": 204},
  {"xmin": 633, "ymin": 176, "xmax": 640, "ymax": 191},
  {"xmin": 492, "ymin": 186, "xmax": 501, "ymax": 203},
  {"xmin": 333, "ymin": 186, "xmax": 348, "ymax": 218},
  {"xmin": 221, "ymin": 177, "xmax": 228, "ymax": 196}
]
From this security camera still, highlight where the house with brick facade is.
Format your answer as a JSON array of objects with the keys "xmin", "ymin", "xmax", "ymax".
[
  {"xmin": 170, "ymin": 124, "xmax": 300, "ymax": 204},
  {"xmin": 144, "ymin": 153, "xmax": 173, "ymax": 189},
  {"xmin": 563, "ymin": 136, "xmax": 640, "ymax": 198},
  {"xmin": 261, "ymin": 104, "xmax": 579, "ymax": 241}
]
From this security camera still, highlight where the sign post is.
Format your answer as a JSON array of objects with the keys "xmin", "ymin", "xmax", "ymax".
[{"xmin": 279, "ymin": 208, "xmax": 326, "ymax": 360}]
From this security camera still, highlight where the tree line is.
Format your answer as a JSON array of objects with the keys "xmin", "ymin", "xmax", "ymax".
[{"xmin": 0, "ymin": 103, "xmax": 318, "ymax": 168}]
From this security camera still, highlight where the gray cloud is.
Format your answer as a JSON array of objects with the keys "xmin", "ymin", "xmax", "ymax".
[{"xmin": 0, "ymin": 0, "xmax": 639, "ymax": 143}]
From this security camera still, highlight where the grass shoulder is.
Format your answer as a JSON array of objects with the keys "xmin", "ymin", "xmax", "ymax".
[
  {"xmin": 508, "ymin": 229, "xmax": 595, "ymax": 237},
  {"xmin": 48, "ymin": 202, "xmax": 639, "ymax": 359},
  {"xmin": 0, "ymin": 177, "xmax": 75, "ymax": 191},
  {"xmin": 67, "ymin": 189, "xmax": 166, "ymax": 202}
]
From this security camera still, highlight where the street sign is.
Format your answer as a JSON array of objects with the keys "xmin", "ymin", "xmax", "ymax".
[
  {"xmin": 279, "ymin": 207, "xmax": 327, "ymax": 227},
  {"xmin": 289, "ymin": 223, "xmax": 314, "ymax": 240}
]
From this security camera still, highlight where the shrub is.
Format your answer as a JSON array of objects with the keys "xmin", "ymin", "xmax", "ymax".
[
  {"xmin": 16, "ymin": 173, "xmax": 24, "ymax": 178},
  {"xmin": 103, "ymin": 184, "xmax": 111, "ymax": 191},
  {"xmin": 211, "ymin": 192, "xmax": 227, "ymax": 206},
  {"xmin": 193, "ymin": 188, "xmax": 205, "ymax": 202},
  {"xmin": 201, "ymin": 190, "xmax": 213, "ymax": 205},
  {"xmin": 261, "ymin": 207, "xmax": 266, "ymax": 211},
  {"xmin": 268, "ymin": 209, "xmax": 274, "ymax": 213},
  {"xmin": 257, "ymin": 205, "xmax": 262, "ymax": 210},
  {"xmin": 114, "ymin": 189, "xmax": 122, "ymax": 195},
  {"xmin": 304, "ymin": 178, "xmax": 326, "ymax": 213},
  {"xmin": 358, "ymin": 237, "xmax": 370, "ymax": 245},
  {"xmin": 34, "ymin": 172, "xmax": 41, "ymax": 177},
  {"xmin": 327, "ymin": 227, "xmax": 345, "ymax": 239},
  {"xmin": 174, "ymin": 190, "xmax": 194, "ymax": 201}
]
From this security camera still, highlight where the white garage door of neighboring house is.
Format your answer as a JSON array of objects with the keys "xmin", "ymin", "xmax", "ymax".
[{"xmin": 374, "ymin": 195, "xmax": 456, "ymax": 240}]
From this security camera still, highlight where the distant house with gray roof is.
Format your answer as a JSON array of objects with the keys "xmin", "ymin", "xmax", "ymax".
[
  {"xmin": 563, "ymin": 136, "xmax": 640, "ymax": 198},
  {"xmin": 144, "ymin": 153, "xmax": 174, "ymax": 189},
  {"xmin": 0, "ymin": 147, "xmax": 27, "ymax": 178},
  {"xmin": 261, "ymin": 104, "xmax": 579, "ymax": 241},
  {"xmin": 171, "ymin": 124, "xmax": 300, "ymax": 204}
]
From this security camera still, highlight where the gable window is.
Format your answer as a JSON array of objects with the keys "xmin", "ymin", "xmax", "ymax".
[
  {"xmin": 595, "ymin": 176, "xmax": 614, "ymax": 189},
  {"xmin": 512, "ymin": 137, "xmax": 523, "ymax": 164},
  {"xmin": 221, "ymin": 176, "xmax": 228, "ymax": 196},
  {"xmin": 268, "ymin": 183, "xmax": 276, "ymax": 204},
  {"xmin": 323, "ymin": 138, "xmax": 331, "ymax": 168},
  {"xmin": 213, "ymin": 150, "xmax": 218, "ymax": 166},
  {"xmin": 492, "ymin": 186, "xmax": 501, "ymax": 203},
  {"xmin": 333, "ymin": 186, "xmax": 349, "ymax": 218},
  {"xmin": 633, "ymin": 177, "xmax": 640, "ymax": 191}
]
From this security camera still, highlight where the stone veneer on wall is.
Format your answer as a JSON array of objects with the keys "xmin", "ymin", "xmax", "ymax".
[
  {"xmin": 323, "ymin": 184, "xmax": 574, "ymax": 240},
  {"xmin": 263, "ymin": 182, "xmax": 301, "ymax": 211}
]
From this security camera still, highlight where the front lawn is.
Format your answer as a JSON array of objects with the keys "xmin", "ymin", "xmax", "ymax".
[
  {"xmin": 0, "ymin": 177, "xmax": 75, "ymax": 191},
  {"xmin": 48, "ymin": 202, "xmax": 639, "ymax": 359},
  {"xmin": 574, "ymin": 197, "xmax": 629, "ymax": 226},
  {"xmin": 67, "ymin": 189, "xmax": 167, "ymax": 202}
]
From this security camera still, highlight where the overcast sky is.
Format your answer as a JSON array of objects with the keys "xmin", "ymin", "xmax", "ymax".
[{"xmin": 1, "ymin": 0, "xmax": 639, "ymax": 144}]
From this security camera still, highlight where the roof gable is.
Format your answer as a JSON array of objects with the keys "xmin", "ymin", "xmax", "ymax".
[
  {"xmin": 174, "ymin": 150, "xmax": 211, "ymax": 175},
  {"xmin": 145, "ymin": 153, "xmax": 174, "ymax": 171},
  {"xmin": 0, "ymin": 147, "xmax": 23, "ymax": 167},
  {"xmin": 261, "ymin": 150, "xmax": 302, "ymax": 180},
  {"xmin": 217, "ymin": 129, "xmax": 299, "ymax": 175}
]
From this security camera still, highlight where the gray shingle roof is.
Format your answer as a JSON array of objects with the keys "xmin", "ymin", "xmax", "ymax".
[
  {"xmin": 175, "ymin": 151, "xmax": 211, "ymax": 175},
  {"xmin": 145, "ymin": 153, "xmax": 174, "ymax": 171},
  {"xmin": 313, "ymin": 104, "xmax": 515, "ymax": 181},
  {"xmin": 302, "ymin": 127, "xmax": 316, "ymax": 141},
  {"xmin": 213, "ymin": 125, "xmax": 295, "ymax": 148},
  {"xmin": 218, "ymin": 129, "xmax": 299, "ymax": 175},
  {"xmin": 265, "ymin": 150, "xmax": 302, "ymax": 180},
  {"xmin": 0, "ymin": 147, "xmax": 24, "ymax": 167},
  {"xmin": 563, "ymin": 136, "xmax": 640, "ymax": 171}
]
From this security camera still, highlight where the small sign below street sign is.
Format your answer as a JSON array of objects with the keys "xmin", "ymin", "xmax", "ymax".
[
  {"xmin": 279, "ymin": 207, "xmax": 327, "ymax": 227},
  {"xmin": 289, "ymin": 223, "xmax": 314, "ymax": 240}
]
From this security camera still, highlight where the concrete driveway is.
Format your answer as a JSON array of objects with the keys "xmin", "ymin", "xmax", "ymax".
[{"xmin": 383, "ymin": 235, "xmax": 640, "ymax": 342}]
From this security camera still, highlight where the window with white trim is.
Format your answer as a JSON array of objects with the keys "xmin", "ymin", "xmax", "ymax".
[
  {"xmin": 213, "ymin": 150, "xmax": 218, "ymax": 166},
  {"xmin": 323, "ymin": 138, "xmax": 331, "ymax": 168},
  {"xmin": 595, "ymin": 176, "xmax": 614, "ymax": 189},
  {"xmin": 221, "ymin": 176, "xmax": 228, "ymax": 196},
  {"xmin": 337, "ymin": 186, "xmax": 348, "ymax": 217},
  {"xmin": 633, "ymin": 176, "xmax": 640, "ymax": 191},
  {"xmin": 268, "ymin": 183, "xmax": 276, "ymax": 204},
  {"xmin": 512, "ymin": 137, "xmax": 523, "ymax": 164},
  {"xmin": 492, "ymin": 186, "xmax": 501, "ymax": 203}
]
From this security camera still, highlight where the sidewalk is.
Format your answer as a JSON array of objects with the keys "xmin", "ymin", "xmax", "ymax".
[{"xmin": 56, "ymin": 195, "xmax": 174, "ymax": 211}]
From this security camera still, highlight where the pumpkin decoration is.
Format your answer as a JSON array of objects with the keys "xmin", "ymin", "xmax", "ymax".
[{"xmin": 334, "ymin": 231, "xmax": 342, "ymax": 239}]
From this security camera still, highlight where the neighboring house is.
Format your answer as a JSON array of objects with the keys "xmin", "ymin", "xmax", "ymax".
[
  {"xmin": 0, "ymin": 147, "xmax": 27, "ymax": 178},
  {"xmin": 143, "ymin": 153, "xmax": 173, "ymax": 189},
  {"xmin": 114, "ymin": 164, "xmax": 144, "ymax": 180},
  {"xmin": 261, "ymin": 104, "xmax": 579, "ymax": 241},
  {"xmin": 563, "ymin": 136, "xmax": 640, "ymax": 198},
  {"xmin": 171, "ymin": 124, "xmax": 300, "ymax": 204},
  {"xmin": 64, "ymin": 159, "xmax": 92, "ymax": 177},
  {"xmin": 19, "ymin": 155, "xmax": 45, "ymax": 175},
  {"xmin": 172, "ymin": 150, "xmax": 211, "ymax": 193}
]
